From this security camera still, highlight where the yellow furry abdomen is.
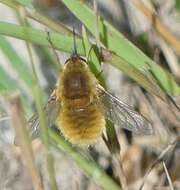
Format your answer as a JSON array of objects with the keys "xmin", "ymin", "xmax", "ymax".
[{"xmin": 58, "ymin": 104, "xmax": 105, "ymax": 145}]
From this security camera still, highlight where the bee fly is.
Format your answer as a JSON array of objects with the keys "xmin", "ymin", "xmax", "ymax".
[{"xmin": 28, "ymin": 31, "xmax": 153, "ymax": 145}]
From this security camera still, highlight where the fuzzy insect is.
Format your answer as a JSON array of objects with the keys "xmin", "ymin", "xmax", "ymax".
[{"xmin": 28, "ymin": 52, "xmax": 153, "ymax": 145}]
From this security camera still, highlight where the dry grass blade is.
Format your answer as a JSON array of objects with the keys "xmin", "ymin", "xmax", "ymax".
[
  {"xmin": 8, "ymin": 93, "xmax": 44, "ymax": 190},
  {"xmin": 157, "ymin": 38, "xmax": 180, "ymax": 78},
  {"xmin": 139, "ymin": 138, "xmax": 178, "ymax": 190},
  {"xmin": 113, "ymin": 156, "xmax": 129, "ymax": 190},
  {"xmin": 103, "ymin": 122, "xmax": 129, "ymax": 190},
  {"xmin": 132, "ymin": 0, "xmax": 180, "ymax": 55},
  {"xmin": 162, "ymin": 161, "xmax": 175, "ymax": 190}
]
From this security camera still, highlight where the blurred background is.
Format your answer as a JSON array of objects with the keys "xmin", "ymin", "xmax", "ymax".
[{"xmin": 0, "ymin": 0, "xmax": 180, "ymax": 190}]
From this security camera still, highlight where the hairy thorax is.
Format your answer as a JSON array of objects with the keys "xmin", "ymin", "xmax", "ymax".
[{"xmin": 63, "ymin": 71, "xmax": 91, "ymax": 109}]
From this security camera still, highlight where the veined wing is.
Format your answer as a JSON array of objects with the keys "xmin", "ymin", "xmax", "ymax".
[
  {"xmin": 27, "ymin": 89, "xmax": 60, "ymax": 140},
  {"xmin": 29, "ymin": 89, "xmax": 60, "ymax": 139},
  {"xmin": 96, "ymin": 85, "xmax": 153, "ymax": 135}
]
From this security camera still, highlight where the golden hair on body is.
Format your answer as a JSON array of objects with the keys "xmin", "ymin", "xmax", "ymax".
[{"xmin": 57, "ymin": 56, "xmax": 106, "ymax": 145}]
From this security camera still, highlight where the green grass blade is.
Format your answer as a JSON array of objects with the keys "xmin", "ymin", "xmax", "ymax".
[
  {"xmin": 176, "ymin": 0, "xmax": 180, "ymax": 11},
  {"xmin": 62, "ymin": 0, "xmax": 180, "ymax": 96},
  {"xmin": 49, "ymin": 129, "xmax": 121, "ymax": 190},
  {"xmin": 81, "ymin": 26, "xmax": 106, "ymax": 86},
  {"xmin": 82, "ymin": 26, "xmax": 101, "ymax": 73},
  {"xmin": 0, "ymin": 22, "xmax": 84, "ymax": 55},
  {"xmin": 15, "ymin": 0, "xmax": 32, "ymax": 7},
  {"xmin": 0, "ymin": 66, "xmax": 32, "ymax": 114},
  {"xmin": 102, "ymin": 49, "xmax": 167, "ymax": 101},
  {"xmin": 0, "ymin": 66, "xmax": 19, "ymax": 92},
  {"xmin": 0, "ymin": 21, "xmax": 179, "ymax": 97},
  {"xmin": 35, "ymin": 45, "xmax": 60, "ymax": 71},
  {"xmin": 0, "ymin": 35, "xmax": 33, "ymax": 88}
]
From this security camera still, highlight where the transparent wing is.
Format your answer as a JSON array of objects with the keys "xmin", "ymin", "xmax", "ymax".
[
  {"xmin": 14, "ymin": 90, "xmax": 59, "ymax": 145},
  {"xmin": 27, "ymin": 89, "xmax": 60, "ymax": 140},
  {"xmin": 96, "ymin": 85, "xmax": 153, "ymax": 135}
]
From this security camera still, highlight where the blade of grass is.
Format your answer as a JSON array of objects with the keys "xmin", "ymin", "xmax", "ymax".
[
  {"xmin": 19, "ymin": 10, "xmax": 58, "ymax": 189},
  {"xmin": 1, "ymin": 0, "xmax": 72, "ymax": 74},
  {"xmin": 0, "ymin": 0, "xmax": 72, "ymax": 35},
  {"xmin": 0, "ymin": 22, "xmax": 84, "ymax": 55},
  {"xmin": 9, "ymin": 93, "xmax": 44, "ymax": 190},
  {"xmin": 32, "ymin": 83, "xmax": 58, "ymax": 190},
  {"xmin": 0, "ymin": 22, "xmax": 179, "ymax": 100},
  {"xmin": 103, "ymin": 121, "xmax": 129, "ymax": 190},
  {"xmin": 101, "ymin": 49, "xmax": 168, "ymax": 101},
  {"xmin": 0, "ymin": 66, "xmax": 19, "ymax": 92},
  {"xmin": 82, "ymin": 26, "xmax": 101, "ymax": 74},
  {"xmin": 162, "ymin": 161, "xmax": 175, "ymax": 190},
  {"xmin": 139, "ymin": 138, "xmax": 177, "ymax": 190},
  {"xmin": 61, "ymin": 0, "xmax": 180, "ymax": 96},
  {"xmin": 176, "ymin": 0, "xmax": 180, "ymax": 11},
  {"xmin": 26, "ymin": 9, "xmax": 72, "ymax": 35},
  {"xmin": 82, "ymin": 22, "xmax": 124, "ymax": 187},
  {"xmin": 61, "ymin": 0, "xmax": 155, "ymax": 65},
  {"xmin": 34, "ymin": 45, "xmax": 60, "ymax": 71},
  {"xmin": 1, "ymin": 0, "xmax": 62, "ymax": 78},
  {"xmin": 132, "ymin": 0, "xmax": 180, "ymax": 55},
  {"xmin": 48, "ymin": 129, "xmax": 121, "ymax": 190},
  {"xmin": 15, "ymin": 0, "xmax": 32, "ymax": 7},
  {"xmin": 0, "ymin": 35, "xmax": 33, "ymax": 88},
  {"xmin": 82, "ymin": 25, "xmax": 125, "ymax": 187},
  {"xmin": 25, "ymin": 34, "xmax": 59, "ymax": 190},
  {"xmin": 0, "ymin": 66, "xmax": 32, "ymax": 115},
  {"xmin": 81, "ymin": 26, "xmax": 105, "ymax": 86},
  {"xmin": 1, "ymin": 0, "xmax": 180, "ymax": 96}
]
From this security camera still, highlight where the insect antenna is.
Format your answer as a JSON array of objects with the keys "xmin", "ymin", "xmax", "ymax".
[
  {"xmin": 46, "ymin": 31, "xmax": 62, "ymax": 71},
  {"xmin": 72, "ymin": 26, "xmax": 78, "ymax": 57}
]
